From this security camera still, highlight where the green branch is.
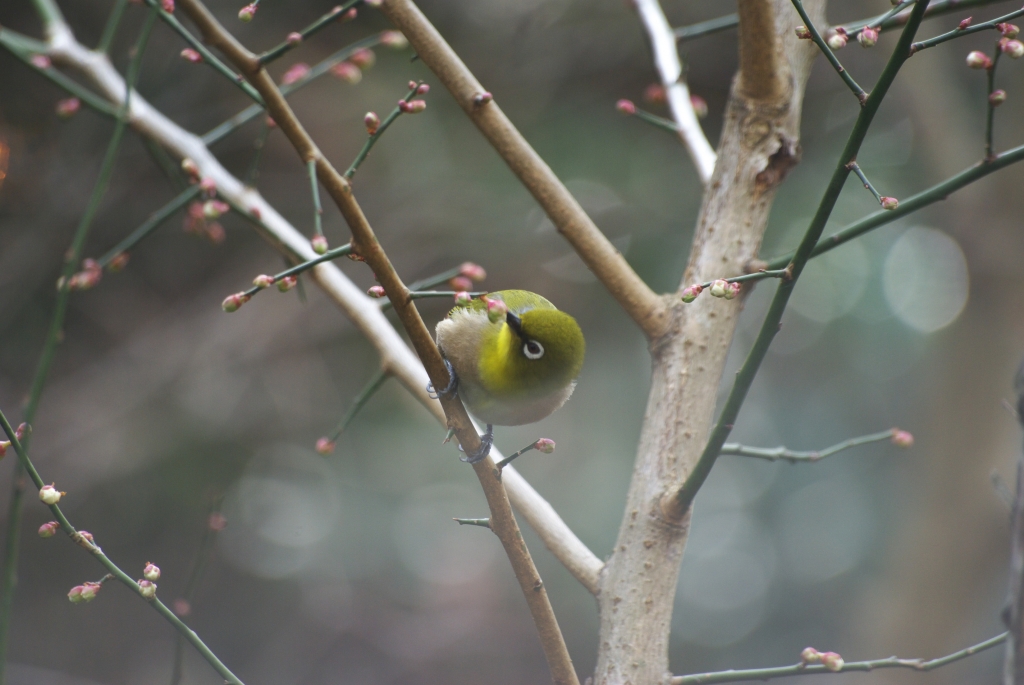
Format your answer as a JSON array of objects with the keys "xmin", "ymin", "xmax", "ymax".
[
  {"xmin": 345, "ymin": 82, "xmax": 422, "ymax": 180},
  {"xmin": 98, "ymin": 185, "xmax": 201, "ymax": 267},
  {"xmin": 791, "ymin": 0, "xmax": 867, "ymax": 103},
  {"xmin": 911, "ymin": 6, "xmax": 1024, "ymax": 52},
  {"xmin": 257, "ymin": 0, "xmax": 359, "ymax": 64},
  {"xmin": 97, "ymin": 0, "xmax": 129, "ymax": 54}
]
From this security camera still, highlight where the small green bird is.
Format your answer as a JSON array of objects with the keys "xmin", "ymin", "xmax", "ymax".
[{"xmin": 432, "ymin": 290, "xmax": 585, "ymax": 462}]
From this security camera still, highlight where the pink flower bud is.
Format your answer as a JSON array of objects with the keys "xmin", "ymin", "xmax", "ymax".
[
  {"xmin": 30, "ymin": 54, "xmax": 51, "ymax": 69},
  {"xmin": 800, "ymin": 647, "xmax": 821, "ymax": 665},
  {"xmin": 143, "ymin": 562, "xmax": 161, "ymax": 581},
  {"xmin": 238, "ymin": 3, "xmax": 256, "ymax": 21},
  {"xmin": 381, "ymin": 31, "xmax": 408, "ymax": 49},
  {"xmin": 453, "ymin": 291, "xmax": 473, "ymax": 306},
  {"xmin": 330, "ymin": 61, "xmax": 362, "ymax": 84},
  {"xmin": 265, "ymin": 116, "xmax": 277, "ymax": 128},
  {"xmin": 107, "ymin": 252, "xmax": 130, "ymax": 272},
  {"xmin": 180, "ymin": 48, "xmax": 203, "ymax": 63},
  {"xmin": 534, "ymin": 438, "xmax": 556, "ymax": 454},
  {"xmin": 1002, "ymin": 39, "xmax": 1024, "ymax": 59},
  {"xmin": 958, "ymin": 17, "xmax": 972, "ymax": 31},
  {"xmin": 349, "ymin": 48, "xmax": 375, "ymax": 70},
  {"xmin": 205, "ymin": 222, "xmax": 226, "ymax": 245},
  {"xmin": 449, "ymin": 275, "xmax": 474, "ymax": 292},
  {"xmin": 690, "ymin": 95, "xmax": 708, "ymax": 118},
  {"xmin": 203, "ymin": 199, "xmax": 229, "ymax": 219},
  {"xmin": 39, "ymin": 484, "xmax": 63, "ymax": 505},
  {"xmin": 0, "ymin": 441, "xmax": 8, "ymax": 458},
  {"xmin": 364, "ymin": 111, "xmax": 380, "ymax": 134},
  {"xmin": 820, "ymin": 652, "xmax": 844, "ymax": 672},
  {"xmin": 221, "ymin": 292, "xmax": 250, "ymax": 312},
  {"xmin": 473, "ymin": 92, "xmax": 493, "ymax": 106},
  {"xmin": 858, "ymin": 26, "xmax": 878, "ymax": 47},
  {"xmin": 990, "ymin": 89, "xmax": 1007, "ymax": 105},
  {"xmin": 340, "ymin": 7, "xmax": 357, "ymax": 21},
  {"xmin": 56, "ymin": 97, "xmax": 81, "ymax": 118},
  {"xmin": 367, "ymin": 285, "xmax": 386, "ymax": 298},
  {"xmin": 208, "ymin": 512, "xmax": 227, "ymax": 531},
  {"xmin": 724, "ymin": 282, "xmax": 742, "ymax": 300},
  {"xmin": 79, "ymin": 582, "xmax": 100, "ymax": 601},
  {"xmin": 486, "ymin": 296, "xmax": 508, "ymax": 323},
  {"xmin": 709, "ymin": 279, "xmax": 729, "ymax": 298},
  {"xmin": 250, "ymin": 207, "xmax": 262, "ymax": 219},
  {"xmin": 253, "ymin": 274, "xmax": 275, "ymax": 288},
  {"xmin": 138, "ymin": 579, "xmax": 157, "ymax": 599},
  {"xmin": 681, "ymin": 284, "xmax": 703, "ymax": 303},
  {"xmin": 75, "ymin": 531, "xmax": 94, "ymax": 548},
  {"xmin": 286, "ymin": 32, "xmax": 302, "ymax": 46},
  {"xmin": 282, "ymin": 63, "xmax": 311, "ymax": 86},
  {"xmin": 417, "ymin": 83, "xmax": 430, "ymax": 95},
  {"xmin": 616, "ymin": 99, "xmax": 636, "ymax": 115},
  {"xmin": 38, "ymin": 521, "xmax": 59, "ymax": 538},
  {"xmin": 277, "ymin": 275, "xmax": 298, "ymax": 292},
  {"xmin": 181, "ymin": 158, "xmax": 200, "ymax": 178},
  {"xmin": 826, "ymin": 31, "xmax": 847, "ymax": 50},
  {"xmin": 794, "ymin": 25, "xmax": 811, "ymax": 40},
  {"xmin": 643, "ymin": 83, "xmax": 666, "ymax": 104},
  {"xmin": 459, "ymin": 262, "xmax": 487, "ymax": 281},
  {"xmin": 999, "ymin": 23, "xmax": 1020, "ymax": 38},
  {"xmin": 315, "ymin": 437, "xmax": 335, "ymax": 455},
  {"xmin": 400, "ymin": 99, "xmax": 427, "ymax": 113},
  {"xmin": 311, "ymin": 235, "xmax": 329, "ymax": 254},
  {"xmin": 161, "ymin": 0, "xmax": 174, "ymax": 12},
  {"xmin": 15, "ymin": 424, "xmax": 28, "ymax": 441},
  {"xmin": 173, "ymin": 598, "xmax": 192, "ymax": 616},
  {"xmin": 891, "ymin": 429, "xmax": 914, "ymax": 448},
  {"xmin": 966, "ymin": 51, "xmax": 992, "ymax": 69},
  {"xmin": 880, "ymin": 196, "xmax": 899, "ymax": 210}
]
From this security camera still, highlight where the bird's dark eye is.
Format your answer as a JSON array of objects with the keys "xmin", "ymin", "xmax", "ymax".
[{"xmin": 523, "ymin": 340, "xmax": 544, "ymax": 360}]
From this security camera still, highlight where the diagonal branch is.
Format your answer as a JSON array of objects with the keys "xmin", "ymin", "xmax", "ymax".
[
  {"xmin": 633, "ymin": 0, "xmax": 717, "ymax": 182},
  {"xmin": 13, "ymin": 0, "xmax": 602, "ymax": 597},
  {"xmin": 377, "ymin": 0, "xmax": 669, "ymax": 341},
  {"xmin": 173, "ymin": 3, "xmax": 581, "ymax": 682}
]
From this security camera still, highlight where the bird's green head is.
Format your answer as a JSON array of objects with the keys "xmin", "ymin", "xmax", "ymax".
[{"xmin": 478, "ymin": 302, "xmax": 585, "ymax": 395}]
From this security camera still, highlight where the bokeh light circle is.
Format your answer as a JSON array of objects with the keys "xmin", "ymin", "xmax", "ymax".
[{"xmin": 883, "ymin": 226, "xmax": 969, "ymax": 332}]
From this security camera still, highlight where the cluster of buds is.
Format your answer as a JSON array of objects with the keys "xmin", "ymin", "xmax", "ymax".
[
  {"xmin": 222, "ymin": 292, "xmax": 251, "ymax": 313},
  {"xmin": 183, "ymin": 201, "xmax": 226, "ymax": 244},
  {"xmin": 857, "ymin": 26, "xmax": 879, "ymax": 48},
  {"xmin": 38, "ymin": 521, "xmax": 59, "ymax": 538},
  {"xmin": 880, "ymin": 196, "xmax": 899, "ymax": 210},
  {"xmin": 710, "ymin": 279, "xmax": 741, "ymax": 300},
  {"xmin": 56, "ymin": 97, "xmax": 81, "ymax": 119},
  {"xmin": 1000, "ymin": 37, "xmax": 1024, "ymax": 59},
  {"xmin": 62, "ymin": 258, "xmax": 102, "ymax": 291},
  {"xmin": 311, "ymin": 235, "xmax": 329, "ymax": 255},
  {"xmin": 826, "ymin": 27, "xmax": 848, "ymax": 50},
  {"xmin": 315, "ymin": 437, "xmax": 336, "ymax": 455},
  {"xmin": 800, "ymin": 647, "xmax": 844, "ymax": 672},
  {"xmin": 282, "ymin": 62, "xmax": 311, "ymax": 86},
  {"xmin": 238, "ymin": 3, "xmax": 257, "ymax": 22},
  {"xmin": 399, "ymin": 99, "xmax": 427, "ymax": 114},
  {"xmin": 966, "ymin": 51, "xmax": 993, "ymax": 69},
  {"xmin": 485, "ymin": 296, "xmax": 508, "ymax": 323},
  {"xmin": 180, "ymin": 48, "xmax": 203, "ymax": 63},
  {"xmin": 891, "ymin": 428, "xmax": 914, "ymax": 448},
  {"xmin": 448, "ymin": 262, "xmax": 486, "ymax": 292},
  {"xmin": 380, "ymin": 31, "xmax": 409, "ymax": 49},
  {"xmin": 39, "ymin": 484, "xmax": 63, "ymax": 506},
  {"xmin": 68, "ymin": 582, "xmax": 101, "ymax": 604}
]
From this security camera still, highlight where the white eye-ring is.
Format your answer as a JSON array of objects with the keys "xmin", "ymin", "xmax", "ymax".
[{"xmin": 523, "ymin": 340, "xmax": 544, "ymax": 360}]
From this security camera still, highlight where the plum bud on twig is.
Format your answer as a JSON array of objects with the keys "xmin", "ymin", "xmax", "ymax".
[
  {"xmin": 277, "ymin": 276, "xmax": 298, "ymax": 292},
  {"xmin": 891, "ymin": 429, "xmax": 914, "ymax": 448},
  {"xmin": 143, "ymin": 562, "xmax": 161, "ymax": 581},
  {"xmin": 181, "ymin": 157, "xmax": 200, "ymax": 179},
  {"xmin": 180, "ymin": 48, "xmax": 202, "ymax": 63},
  {"xmin": 253, "ymin": 274, "xmax": 275, "ymax": 289},
  {"xmin": 800, "ymin": 647, "xmax": 822, "ymax": 665},
  {"xmin": 38, "ymin": 521, "xmax": 59, "ymax": 538},
  {"xmin": 315, "ymin": 437, "xmax": 336, "ymax": 455},
  {"xmin": 880, "ymin": 196, "xmax": 899, "ymax": 210},
  {"xmin": 998, "ymin": 23, "xmax": 1020, "ymax": 38},
  {"xmin": 473, "ymin": 92, "xmax": 493, "ymax": 106},
  {"xmin": 966, "ymin": 51, "xmax": 992, "ymax": 69},
  {"xmin": 616, "ymin": 99, "xmax": 636, "ymax": 115},
  {"xmin": 820, "ymin": 652, "xmax": 845, "ymax": 672},
  {"xmin": 990, "ymin": 89, "xmax": 1007, "ymax": 106},
  {"xmin": 690, "ymin": 95, "xmax": 708, "ymax": 118},
  {"xmin": 161, "ymin": 0, "xmax": 174, "ymax": 12},
  {"xmin": 363, "ymin": 111, "xmax": 380, "ymax": 134},
  {"xmin": 56, "ymin": 98, "xmax": 81, "ymax": 118},
  {"xmin": 282, "ymin": 63, "xmax": 311, "ymax": 86},
  {"xmin": 238, "ymin": 3, "xmax": 257, "ymax": 21},
  {"xmin": 208, "ymin": 512, "xmax": 227, "ymax": 531},
  {"xmin": 454, "ymin": 291, "xmax": 473, "ymax": 306},
  {"xmin": 459, "ymin": 262, "xmax": 487, "ymax": 282},
  {"xmin": 643, "ymin": 84, "xmax": 666, "ymax": 104},
  {"xmin": 137, "ymin": 580, "xmax": 157, "ymax": 599},
  {"xmin": 1001, "ymin": 39, "xmax": 1024, "ymax": 59},
  {"xmin": 311, "ymin": 235, "xmax": 329, "ymax": 255},
  {"xmin": 958, "ymin": 17, "xmax": 972, "ymax": 31},
  {"xmin": 108, "ymin": 253, "xmax": 130, "ymax": 272},
  {"xmin": 349, "ymin": 49, "xmax": 375, "ymax": 70},
  {"xmin": 39, "ymin": 484, "xmax": 63, "ymax": 505},
  {"xmin": 74, "ymin": 531, "xmax": 94, "ymax": 549},
  {"xmin": 794, "ymin": 25, "xmax": 811, "ymax": 40},
  {"xmin": 826, "ymin": 32, "xmax": 847, "ymax": 50},
  {"xmin": 203, "ymin": 200, "xmax": 229, "ymax": 219},
  {"xmin": 534, "ymin": 438, "xmax": 556, "ymax": 454},
  {"xmin": 709, "ymin": 279, "xmax": 729, "ymax": 298},
  {"xmin": 398, "ymin": 99, "xmax": 427, "ymax": 114},
  {"xmin": 367, "ymin": 285, "xmax": 386, "ymax": 298},
  {"xmin": 0, "ymin": 441, "xmax": 8, "ymax": 458},
  {"xmin": 381, "ymin": 31, "xmax": 408, "ymax": 49},
  {"xmin": 331, "ymin": 62, "xmax": 362, "ymax": 84},
  {"xmin": 286, "ymin": 32, "xmax": 303, "ymax": 46},
  {"xmin": 449, "ymin": 276, "xmax": 473, "ymax": 292},
  {"xmin": 68, "ymin": 582, "xmax": 101, "ymax": 604},
  {"xmin": 221, "ymin": 292, "xmax": 250, "ymax": 312},
  {"xmin": 199, "ymin": 177, "xmax": 217, "ymax": 197},
  {"xmin": 30, "ymin": 55, "xmax": 51, "ymax": 69},
  {"xmin": 681, "ymin": 284, "xmax": 703, "ymax": 303},
  {"xmin": 857, "ymin": 26, "xmax": 878, "ymax": 48},
  {"xmin": 486, "ymin": 296, "xmax": 508, "ymax": 323}
]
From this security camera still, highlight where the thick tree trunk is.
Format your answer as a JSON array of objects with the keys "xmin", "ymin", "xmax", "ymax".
[{"xmin": 593, "ymin": 3, "xmax": 825, "ymax": 684}]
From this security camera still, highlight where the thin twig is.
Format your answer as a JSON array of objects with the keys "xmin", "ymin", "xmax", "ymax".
[
  {"xmin": 239, "ymin": 243, "xmax": 354, "ymax": 299},
  {"xmin": 97, "ymin": 185, "xmax": 202, "ymax": 266},
  {"xmin": 666, "ymin": 0, "xmax": 933, "ymax": 520},
  {"xmin": 791, "ymin": 0, "xmax": 868, "ymax": 104},
  {"xmin": 672, "ymin": 632, "xmax": 1007, "ymax": 684},
  {"xmin": 307, "ymin": 159, "xmax": 324, "ymax": 237},
  {"xmin": 674, "ymin": 14, "xmax": 739, "ymax": 42},
  {"xmin": 911, "ymin": 6, "xmax": 1024, "ymax": 52},
  {"xmin": 986, "ymin": 48, "xmax": 1001, "ymax": 161},
  {"xmin": 257, "ymin": 1, "xmax": 356, "ymax": 64},
  {"xmin": 96, "ymin": 0, "xmax": 129, "ymax": 54},
  {"xmin": 345, "ymin": 83, "xmax": 420, "ymax": 179},
  {"xmin": 379, "ymin": 0, "xmax": 667, "ymax": 341},
  {"xmin": 634, "ymin": 0, "xmax": 716, "ymax": 182},
  {"xmin": 847, "ymin": 161, "xmax": 885, "ymax": 204},
  {"xmin": 322, "ymin": 369, "xmax": 389, "ymax": 444},
  {"xmin": 721, "ymin": 429, "xmax": 897, "ymax": 463}
]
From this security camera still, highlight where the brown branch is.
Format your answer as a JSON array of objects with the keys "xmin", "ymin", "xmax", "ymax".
[
  {"xmin": 174, "ymin": 2, "xmax": 580, "ymax": 683},
  {"xmin": 1005, "ymin": 358, "xmax": 1024, "ymax": 685},
  {"xmin": 737, "ymin": 0, "xmax": 787, "ymax": 102},
  {"xmin": 377, "ymin": 0, "xmax": 669, "ymax": 341}
]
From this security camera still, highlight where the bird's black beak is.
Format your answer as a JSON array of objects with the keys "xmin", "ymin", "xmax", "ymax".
[{"xmin": 505, "ymin": 311, "xmax": 526, "ymax": 339}]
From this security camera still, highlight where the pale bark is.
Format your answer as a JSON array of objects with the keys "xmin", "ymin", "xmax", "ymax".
[{"xmin": 593, "ymin": 3, "xmax": 825, "ymax": 684}]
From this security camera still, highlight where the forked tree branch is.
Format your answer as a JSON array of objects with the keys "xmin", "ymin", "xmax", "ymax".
[
  {"xmin": 12, "ymin": 0, "xmax": 602, "ymax": 598},
  {"xmin": 633, "ymin": 0, "xmax": 717, "ymax": 182},
  {"xmin": 175, "ymin": 2, "xmax": 580, "ymax": 682},
  {"xmin": 377, "ymin": 0, "xmax": 670, "ymax": 341}
]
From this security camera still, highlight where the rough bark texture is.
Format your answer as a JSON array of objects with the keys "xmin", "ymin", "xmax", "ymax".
[{"xmin": 593, "ymin": 3, "xmax": 825, "ymax": 684}]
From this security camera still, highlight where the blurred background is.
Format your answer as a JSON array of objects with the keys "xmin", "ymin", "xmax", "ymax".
[{"xmin": 1, "ymin": 0, "xmax": 1023, "ymax": 683}]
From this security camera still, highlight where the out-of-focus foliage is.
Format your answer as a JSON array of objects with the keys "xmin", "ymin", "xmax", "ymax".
[{"xmin": 0, "ymin": 1, "xmax": 1022, "ymax": 684}]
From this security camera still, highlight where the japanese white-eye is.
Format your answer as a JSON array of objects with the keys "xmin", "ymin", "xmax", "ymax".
[{"xmin": 433, "ymin": 290, "xmax": 585, "ymax": 461}]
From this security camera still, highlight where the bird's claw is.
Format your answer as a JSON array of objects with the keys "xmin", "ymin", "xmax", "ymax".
[
  {"xmin": 427, "ymin": 358, "xmax": 458, "ymax": 400},
  {"xmin": 460, "ymin": 424, "xmax": 493, "ymax": 464}
]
